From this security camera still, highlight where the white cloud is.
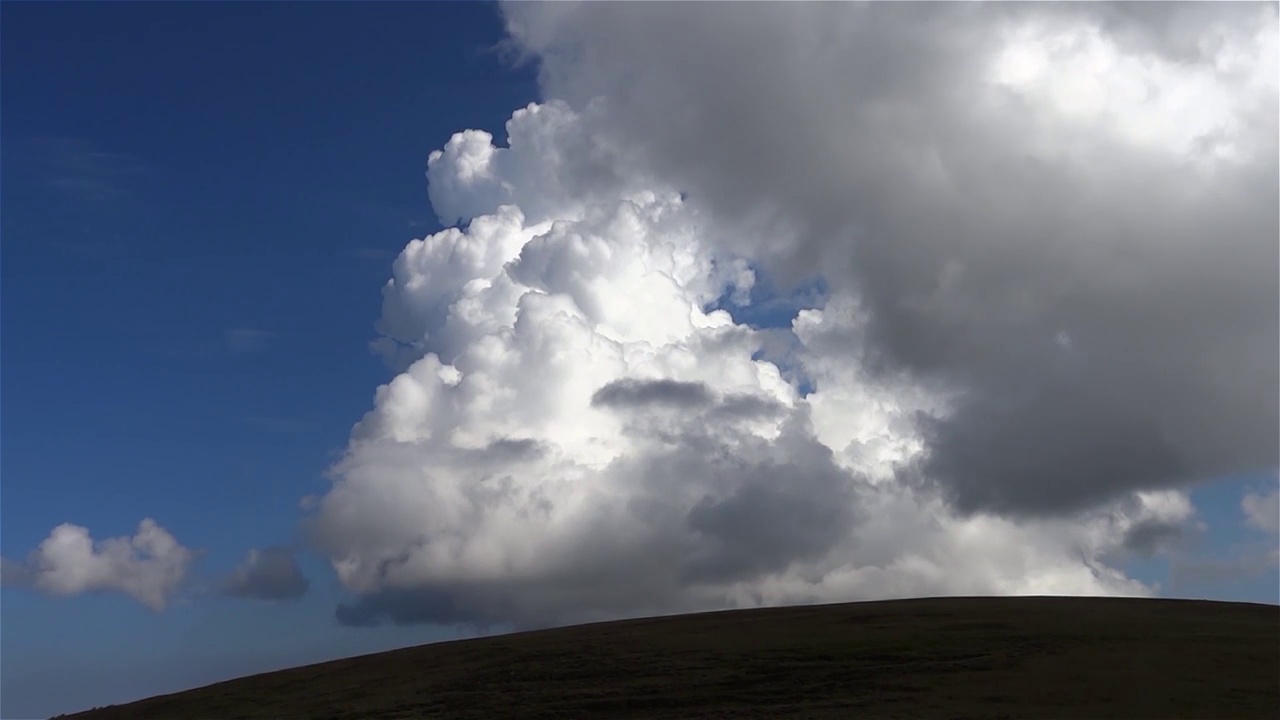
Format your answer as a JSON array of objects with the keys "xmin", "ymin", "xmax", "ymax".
[
  {"xmin": 424, "ymin": 101, "xmax": 642, "ymax": 229},
  {"xmin": 1, "ymin": 519, "xmax": 195, "ymax": 611},
  {"xmin": 1242, "ymin": 487, "xmax": 1279, "ymax": 535},
  {"xmin": 308, "ymin": 91, "xmax": 1215, "ymax": 628}
]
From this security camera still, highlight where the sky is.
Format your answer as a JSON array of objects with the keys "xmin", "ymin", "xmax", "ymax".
[{"xmin": 2, "ymin": 2, "xmax": 1277, "ymax": 718}]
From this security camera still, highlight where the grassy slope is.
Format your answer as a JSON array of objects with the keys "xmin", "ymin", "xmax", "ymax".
[{"xmin": 60, "ymin": 596, "xmax": 1279, "ymax": 720}]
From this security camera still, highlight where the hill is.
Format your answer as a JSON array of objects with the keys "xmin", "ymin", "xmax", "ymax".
[{"xmin": 58, "ymin": 596, "xmax": 1279, "ymax": 719}]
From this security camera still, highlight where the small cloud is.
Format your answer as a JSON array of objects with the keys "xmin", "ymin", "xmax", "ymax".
[
  {"xmin": 0, "ymin": 556, "xmax": 35, "ymax": 587},
  {"xmin": 222, "ymin": 547, "xmax": 309, "ymax": 602},
  {"xmin": 224, "ymin": 328, "xmax": 275, "ymax": 355},
  {"xmin": 1, "ymin": 519, "xmax": 195, "ymax": 611},
  {"xmin": 334, "ymin": 587, "xmax": 489, "ymax": 629},
  {"xmin": 1242, "ymin": 487, "xmax": 1279, "ymax": 535},
  {"xmin": 345, "ymin": 247, "xmax": 396, "ymax": 262},
  {"xmin": 712, "ymin": 393, "xmax": 787, "ymax": 421}
]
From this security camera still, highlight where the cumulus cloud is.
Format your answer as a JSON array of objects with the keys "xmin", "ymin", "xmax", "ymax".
[
  {"xmin": 308, "ymin": 3, "xmax": 1274, "ymax": 629},
  {"xmin": 1, "ymin": 519, "xmax": 194, "ymax": 611},
  {"xmin": 222, "ymin": 547, "xmax": 309, "ymax": 602}
]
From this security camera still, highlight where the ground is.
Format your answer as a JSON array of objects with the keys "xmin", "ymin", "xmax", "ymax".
[{"xmin": 58, "ymin": 596, "xmax": 1280, "ymax": 719}]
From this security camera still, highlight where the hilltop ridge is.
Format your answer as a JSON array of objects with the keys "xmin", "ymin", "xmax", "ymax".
[{"xmin": 60, "ymin": 596, "xmax": 1280, "ymax": 720}]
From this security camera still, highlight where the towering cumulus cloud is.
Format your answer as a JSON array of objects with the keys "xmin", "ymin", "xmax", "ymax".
[{"xmin": 311, "ymin": 4, "xmax": 1277, "ymax": 628}]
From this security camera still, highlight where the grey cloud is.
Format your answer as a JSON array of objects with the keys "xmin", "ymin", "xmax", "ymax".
[
  {"xmin": 505, "ymin": 2, "xmax": 1279, "ymax": 518},
  {"xmin": 0, "ymin": 556, "xmax": 34, "ymax": 587},
  {"xmin": 336, "ymin": 587, "xmax": 486, "ymax": 628},
  {"xmin": 331, "ymin": 559, "xmax": 683, "ymax": 631},
  {"xmin": 683, "ymin": 458, "xmax": 853, "ymax": 585},
  {"xmin": 330, "ymin": 420, "xmax": 859, "ymax": 630},
  {"xmin": 1089, "ymin": 2, "xmax": 1276, "ymax": 64},
  {"xmin": 481, "ymin": 437, "xmax": 545, "ymax": 462},
  {"xmin": 223, "ymin": 547, "xmax": 309, "ymax": 602},
  {"xmin": 913, "ymin": 377, "xmax": 1188, "ymax": 516},
  {"xmin": 591, "ymin": 378, "xmax": 715, "ymax": 410},
  {"xmin": 709, "ymin": 394, "xmax": 786, "ymax": 422},
  {"xmin": 1121, "ymin": 518, "xmax": 1191, "ymax": 558},
  {"xmin": 592, "ymin": 380, "xmax": 785, "ymax": 423}
]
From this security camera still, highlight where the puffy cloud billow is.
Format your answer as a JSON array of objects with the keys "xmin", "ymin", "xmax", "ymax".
[
  {"xmin": 309, "ymin": 3, "xmax": 1277, "ymax": 629},
  {"xmin": 0, "ymin": 519, "xmax": 194, "ymax": 611}
]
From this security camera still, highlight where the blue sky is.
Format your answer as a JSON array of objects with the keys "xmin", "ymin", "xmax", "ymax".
[
  {"xmin": 2, "ymin": 3, "xmax": 533, "ymax": 716},
  {"xmin": 2, "ymin": 3, "xmax": 1276, "ymax": 719}
]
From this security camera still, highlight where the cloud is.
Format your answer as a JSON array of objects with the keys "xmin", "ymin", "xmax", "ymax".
[
  {"xmin": 591, "ymin": 378, "xmax": 715, "ymax": 410},
  {"xmin": 303, "ymin": 81, "xmax": 1220, "ymax": 629},
  {"xmin": 0, "ymin": 520, "xmax": 194, "ymax": 611},
  {"xmin": 224, "ymin": 328, "xmax": 275, "ymax": 355},
  {"xmin": 335, "ymin": 587, "xmax": 490, "ymax": 629},
  {"xmin": 222, "ymin": 547, "xmax": 309, "ymax": 602},
  {"xmin": 30, "ymin": 136, "xmax": 156, "ymax": 206},
  {"xmin": 246, "ymin": 417, "xmax": 314, "ymax": 434},
  {"xmin": 1166, "ymin": 483, "xmax": 1277, "ymax": 596},
  {"xmin": 0, "ymin": 557, "xmax": 35, "ymax": 587},
  {"xmin": 502, "ymin": 2, "xmax": 1278, "ymax": 517},
  {"xmin": 346, "ymin": 247, "xmax": 397, "ymax": 263},
  {"xmin": 1114, "ymin": 491, "xmax": 1202, "ymax": 559},
  {"xmin": 305, "ymin": 3, "xmax": 1275, "ymax": 630},
  {"xmin": 1242, "ymin": 487, "xmax": 1279, "ymax": 535}
]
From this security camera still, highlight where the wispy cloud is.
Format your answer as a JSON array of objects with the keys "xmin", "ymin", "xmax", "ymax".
[
  {"xmin": 31, "ymin": 136, "xmax": 156, "ymax": 206},
  {"xmin": 1242, "ymin": 486, "xmax": 1279, "ymax": 535},
  {"xmin": 1169, "ymin": 545, "xmax": 1280, "ymax": 591},
  {"xmin": 351, "ymin": 200, "xmax": 432, "ymax": 234},
  {"xmin": 344, "ymin": 247, "xmax": 397, "ymax": 263},
  {"xmin": 246, "ymin": 417, "xmax": 313, "ymax": 434},
  {"xmin": 224, "ymin": 328, "xmax": 276, "ymax": 355}
]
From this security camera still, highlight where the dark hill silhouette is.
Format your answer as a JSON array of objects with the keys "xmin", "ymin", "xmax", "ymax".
[{"xmin": 59, "ymin": 596, "xmax": 1279, "ymax": 719}]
